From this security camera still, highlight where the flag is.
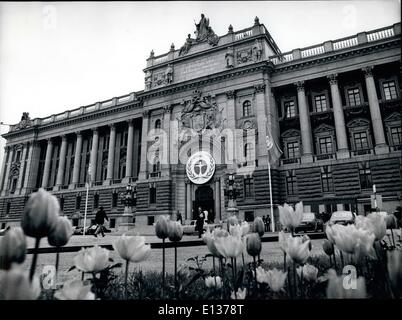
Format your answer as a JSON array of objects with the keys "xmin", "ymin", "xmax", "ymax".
[{"xmin": 266, "ymin": 129, "xmax": 283, "ymax": 165}]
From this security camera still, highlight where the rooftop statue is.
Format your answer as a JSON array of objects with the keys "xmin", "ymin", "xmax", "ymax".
[{"xmin": 194, "ymin": 14, "xmax": 219, "ymax": 46}]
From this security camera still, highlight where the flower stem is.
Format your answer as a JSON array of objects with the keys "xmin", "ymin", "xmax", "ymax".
[
  {"xmin": 300, "ymin": 268, "xmax": 304, "ymax": 299},
  {"xmin": 162, "ymin": 238, "xmax": 165, "ymax": 299},
  {"xmin": 283, "ymin": 252, "xmax": 287, "ymax": 271},
  {"xmin": 213, "ymin": 257, "xmax": 217, "ymax": 298},
  {"xmin": 390, "ymin": 229, "xmax": 396, "ymax": 248},
  {"xmin": 174, "ymin": 244, "xmax": 178, "ymax": 298},
  {"xmin": 253, "ymin": 256, "xmax": 257, "ymax": 296},
  {"xmin": 29, "ymin": 238, "xmax": 41, "ymax": 283},
  {"xmin": 124, "ymin": 260, "xmax": 129, "ymax": 299},
  {"xmin": 55, "ymin": 251, "xmax": 60, "ymax": 287},
  {"xmin": 231, "ymin": 257, "xmax": 236, "ymax": 298},
  {"xmin": 293, "ymin": 263, "xmax": 297, "ymax": 298}
]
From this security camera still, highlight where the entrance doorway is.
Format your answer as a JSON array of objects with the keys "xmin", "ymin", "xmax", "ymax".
[{"xmin": 193, "ymin": 185, "xmax": 214, "ymax": 222}]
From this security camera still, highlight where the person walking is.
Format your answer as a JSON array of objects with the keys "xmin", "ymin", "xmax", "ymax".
[
  {"xmin": 177, "ymin": 211, "xmax": 183, "ymax": 225},
  {"xmin": 266, "ymin": 215, "xmax": 271, "ymax": 232},
  {"xmin": 195, "ymin": 207, "xmax": 205, "ymax": 238},
  {"xmin": 94, "ymin": 206, "xmax": 109, "ymax": 237}
]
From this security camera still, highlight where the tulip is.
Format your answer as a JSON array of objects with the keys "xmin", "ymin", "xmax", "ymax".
[
  {"xmin": 21, "ymin": 188, "xmax": 60, "ymax": 239},
  {"xmin": 227, "ymin": 216, "xmax": 238, "ymax": 227},
  {"xmin": 246, "ymin": 233, "xmax": 262, "ymax": 257},
  {"xmin": 205, "ymin": 276, "xmax": 222, "ymax": 289},
  {"xmin": 214, "ymin": 235, "xmax": 244, "ymax": 258},
  {"xmin": 367, "ymin": 213, "xmax": 386, "ymax": 241},
  {"xmin": 0, "ymin": 227, "xmax": 26, "ymax": 270},
  {"xmin": 0, "ymin": 269, "xmax": 40, "ymax": 300},
  {"xmin": 325, "ymin": 223, "xmax": 337, "ymax": 244},
  {"xmin": 240, "ymin": 221, "xmax": 250, "ymax": 236},
  {"xmin": 203, "ymin": 229, "xmax": 221, "ymax": 258},
  {"xmin": 297, "ymin": 264, "xmax": 318, "ymax": 282},
  {"xmin": 48, "ymin": 216, "xmax": 73, "ymax": 248},
  {"xmin": 155, "ymin": 215, "xmax": 169, "ymax": 239},
  {"xmin": 385, "ymin": 214, "xmax": 397, "ymax": 229},
  {"xmin": 387, "ymin": 250, "xmax": 402, "ymax": 293},
  {"xmin": 256, "ymin": 267, "xmax": 287, "ymax": 292},
  {"xmin": 168, "ymin": 221, "xmax": 183, "ymax": 242},
  {"xmin": 229, "ymin": 224, "xmax": 242, "ymax": 238},
  {"xmin": 302, "ymin": 234, "xmax": 312, "ymax": 251},
  {"xmin": 74, "ymin": 245, "xmax": 110, "ymax": 273},
  {"xmin": 279, "ymin": 202, "xmax": 303, "ymax": 232},
  {"xmin": 326, "ymin": 272, "xmax": 367, "ymax": 299},
  {"xmin": 278, "ymin": 231, "xmax": 290, "ymax": 253},
  {"xmin": 230, "ymin": 287, "xmax": 247, "ymax": 300},
  {"xmin": 54, "ymin": 279, "xmax": 95, "ymax": 300},
  {"xmin": 177, "ymin": 264, "xmax": 191, "ymax": 281},
  {"xmin": 253, "ymin": 217, "xmax": 265, "ymax": 237},
  {"xmin": 113, "ymin": 234, "xmax": 151, "ymax": 263},
  {"xmin": 286, "ymin": 236, "xmax": 310, "ymax": 264},
  {"xmin": 322, "ymin": 239, "xmax": 334, "ymax": 256}
]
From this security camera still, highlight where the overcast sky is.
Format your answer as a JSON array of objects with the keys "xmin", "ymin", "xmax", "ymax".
[{"xmin": 0, "ymin": 1, "xmax": 400, "ymax": 166}]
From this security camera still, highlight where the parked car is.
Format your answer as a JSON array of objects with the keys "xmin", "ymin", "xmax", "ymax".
[
  {"xmin": 329, "ymin": 211, "xmax": 356, "ymax": 225},
  {"xmin": 294, "ymin": 212, "xmax": 324, "ymax": 233},
  {"xmin": 73, "ymin": 225, "xmax": 111, "ymax": 235},
  {"xmin": 182, "ymin": 220, "xmax": 222, "ymax": 235}
]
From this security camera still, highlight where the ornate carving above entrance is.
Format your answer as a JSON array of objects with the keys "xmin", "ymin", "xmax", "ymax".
[{"xmin": 186, "ymin": 151, "xmax": 215, "ymax": 185}]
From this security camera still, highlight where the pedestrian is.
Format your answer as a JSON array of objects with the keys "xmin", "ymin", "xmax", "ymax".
[
  {"xmin": 195, "ymin": 207, "xmax": 205, "ymax": 238},
  {"xmin": 94, "ymin": 206, "xmax": 109, "ymax": 238},
  {"xmin": 266, "ymin": 215, "xmax": 271, "ymax": 232},
  {"xmin": 177, "ymin": 211, "xmax": 183, "ymax": 225}
]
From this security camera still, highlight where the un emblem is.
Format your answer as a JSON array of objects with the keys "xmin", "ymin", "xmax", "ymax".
[{"xmin": 186, "ymin": 151, "xmax": 215, "ymax": 185}]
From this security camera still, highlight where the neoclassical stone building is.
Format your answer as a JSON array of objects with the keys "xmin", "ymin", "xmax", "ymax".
[{"xmin": 0, "ymin": 16, "xmax": 401, "ymax": 231}]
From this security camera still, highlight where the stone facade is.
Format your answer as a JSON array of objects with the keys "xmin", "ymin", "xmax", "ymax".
[{"xmin": 0, "ymin": 17, "xmax": 401, "ymax": 231}]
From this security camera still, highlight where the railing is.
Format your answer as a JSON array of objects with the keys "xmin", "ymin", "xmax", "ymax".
[
  {"xmin": 45, "ymin": 186, "xmax": 53, "ymax": 191},
  {"xmin": 367, "ymin": 26, "xmax": 394, "ymax": 42},
  {"xmin": 94, "ymin": 181, "xmax": 103, "ymax": 186},
  {"xmin": 392, "ymin": 145, "xmax": 402, "ymax": 151},
  {"xmin": 153, "ymin": 54, "xmax": 169, "ymax": 64},
  {"xmin": 301, "ymin": 45, "xmax": 324, "ymax": 58},
  {"xmin": 352, "ymin": 149, "xmax": 373, "ymax": 156},
  {"xmin": 314, "ymin": 153, "xmax": 336, "ymax": 161},
  {"xmin": 61, "ymin": 185, "xmax": 69, "ymax": 190},
  {"xmin": 333, "ymin": 36, "xmax": 358, "ymax": 50},
  {"xmin": 148, "ymin": 172, "xmax": 161, "ymax": 178},
  {"xmin": 281, "ymin": 158, "xmax": 300, "ymax": 165},
  {"xmin": 76, "ymin": 183, "xmax": 85, "ymax": 188},
  {"xmin": 112, "ymin": 179, "xmax": 122, "ymax": 184},
  {"xmin": 235, "ymin": 28, "xmax": 253, "ymax": 41}
]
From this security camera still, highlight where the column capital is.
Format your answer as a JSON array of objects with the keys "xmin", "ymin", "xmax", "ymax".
[
  {"xmin": 142, "ymin": 110, "xmax": 150, "ymax": 118},
  {"xmin": 91, "ymin": 127, "xmax": 99, "ymax": 133},
  {"xmin": 61, "ymin": 134, "xmax": 67, "ymax": 141},
  {"xmin": 163, "ymin": 105, "xmax": 172, "ymax": 114},
  {"xmin": 127, "ymin": 118, "xmax": 134, "ymax": 125},
  {"xmin": 294, "ymin": 81, "xmax": 305, "ymax": 92},
  {"xmin": 362, "ymin": 66, "xmax": 374, "ymax": 78},
  {"xmin": 254, "ymin": 83, "xmax": 266, "ymax": 94},
  {"xmin": 75, "ymin": 130, "xmax": 82, "ymax": 136},
  {"xmin": 225, "ymin": 90, "xmax": 236, "ymax": 100},
  {"xmin": 109, "ymin": 123, "xmax": 116, "ymax": 129},
  {"xmin": 46, "ymin": 138, "xmax": 53, "ymax": 144},
  {"xmin": 327, "ymin": 74, "xmax": 338, "ymax": 85}
]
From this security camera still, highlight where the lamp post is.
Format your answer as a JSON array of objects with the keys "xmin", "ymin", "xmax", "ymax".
[
  {"xmin": 224, "ymin": 173, "xmax": 241, "ymax": 218},
  {"xmin": 119, "ymin": 183, "xmax": 137, "ymax": 231},
  {"xmin": 83, "ymin": 165, "xmax": 91, "ymax": 236}
]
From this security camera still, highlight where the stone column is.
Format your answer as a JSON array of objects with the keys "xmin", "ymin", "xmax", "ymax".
[
  {"xmin": 214, "ymin": 178, "xmax": 221, "ymax": 222},
  {"xmin": 254, "ymin": 83, "xmax": 269, "ymax": 166},
  {"xmin": 70, "ymin": 132, "xmax": 83, "ymax": 188},
  {"xmin": 225, "ymin": 91, "xmax": 236, "ymax": 168},
  {"xmin": 41, "ymin": 138, "xmax": 54, "ymax": 188},
  {"xmin": 124, "ymin": 119, "xmax": 134, "ymax": 181},
  {"xmin": 105, "ymin": 124, "xmax": 116, "ymax": 184},
  {"xmin": 0, "ymin": 147, "xmax": 9, "ymax": 194},
  {"xmin": 55, "ymin": 135, "xmax": 68, "ymax": 189},
  {"xmin": 89, "ymin": 128, "xmax": 99, "ymax": 183},
  {"xmin": 15, "ymin": 143, "xmax": 28, "ymax": 193},
  {"xmin": 21, "ymin": 141, "xmax": 36, "ymax": 194},
  {"xmin": 328, "ymin": 74, "xmax": 350, "ymax": 159},
  {"xmin": 162, "ymin": 105, "xmax": 171, "ymax": 175},
  {"xmin": 138, "ymin": 111, "xmax": 149, "ymax": 180},
  {"xmin": 186, "ymin": 182, "xmax": 192, "ymax": 220},
  {"xmin": 295, "ymin": 81, "xmax": 313, "ymax": 162},
  {"xmin": 1, "ymin": 147, "xmax": 14, "ymax": 195},
  {"xmin": 363, "ymin": 66, "xmax": 389, "ymax": 154}
]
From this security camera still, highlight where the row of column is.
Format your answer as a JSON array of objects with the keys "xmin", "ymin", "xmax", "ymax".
[
  {"xmin": 39, "ymin": 120, "xmax": 137, "ymax": 190},
  {"xmin": 294, "ymin": 66, "xmax": 389, "ymax": 162}
]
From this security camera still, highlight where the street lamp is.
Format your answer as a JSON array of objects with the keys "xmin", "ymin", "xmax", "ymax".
[
  {"xmin": 224, "ymin": 173, "xmax": 241, "ymax": 217},
  {"xmin": 119, "ymin": 183, "xmax": 137, "ymax": 231}
]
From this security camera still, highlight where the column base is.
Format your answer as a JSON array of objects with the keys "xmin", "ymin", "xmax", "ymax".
[
  {"xmin": 68, "ymin": 184, "xmax": 76, "ymax": 190},
  {"xmin": 103, "ymin": 179, "xmax": 112, "ymax": 186},
  {"xmin": 226, "ymin": 207, "xmax": 239, "ymax": 217},
  {"xmin": 301, "ymin": 154, "xmax": 313, "ymax": 164},
  {"xmin": 375, "ymin": 144, "xmax": 389, "ymax": 155},
  {"xmin": 53, "ymin": 186, "xmax": 61, "ymax": 191},
  {"xmin": 336, "ymin": 149, "xmax": 350, "ymax": 159}
]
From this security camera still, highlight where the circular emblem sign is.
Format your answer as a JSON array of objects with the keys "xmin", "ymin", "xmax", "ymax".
[{"xmin": 186, "ymin": 151, "xmax": 216, "ymax": 185}]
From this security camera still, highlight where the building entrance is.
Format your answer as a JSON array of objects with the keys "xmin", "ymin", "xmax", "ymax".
[{"xmin": 193, "ymin": 185, "xmax": 215, "ymax": 222}]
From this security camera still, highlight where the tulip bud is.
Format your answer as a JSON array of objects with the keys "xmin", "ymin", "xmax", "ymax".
[
  {"xmin": 168, "ymin": 221, "xmax": 183, "ymax": 242},
  {"xmin": 21, "ymin": 188, "xmax": 60, "ymax": 238},
  {"xmin": 385, "ymin": 214, "xmax": 397, "ymax": 229},
  {"xmin": 302, "ymin": 234, "xmax": 312, "ymax": 251},
  {"xmin": 48, "ymin": 216, "xmax": 73, "ymax": 247},
  {"xmin": 322, "ymin": 239, "xmax": 334, "ymax": 256},
  {"xmin": 0, "ymin": 227, "xmax": 27, "ymax": 270},
  {"xmin": 155, "ymin": 215, "xmax": 169, "ymax": 239},
  {"xmin": 253, "ymin": 217, "xmax": 265, "ymax": 237},
  {"xmin": 0, "ymin": 269, "xmax": 41, "ymax": 300},
  {"xmin": 246, "ymin": 233, "xmax": 262, "ymax": 257},
  {"xmin": 227, "ymin": 216, "xmax": 238, "ymax": 229}
]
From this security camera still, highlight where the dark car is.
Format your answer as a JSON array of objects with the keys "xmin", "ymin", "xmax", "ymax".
[
  {"xmin": 294, "ymin": 212, "xmax": 324, "ymax": 234},
  {"xmin": 329, "ymin": 211, "xmax": 356, "ymax": 225},
  {"xmin": 73, "ymin": 225, "xmax": 111, "ymax": 235}
]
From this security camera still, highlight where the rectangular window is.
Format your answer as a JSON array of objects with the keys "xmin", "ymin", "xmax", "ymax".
[
  {"xmin": 359, "ymin": 162, "xmax": 372, "ymax": 190},
  {"xmin": 93, "ymin": 193, "xmax": 99, "ymax": 209},
  {"xmin": 149, "ymin": 185, "xmax": 156, "ymax": 204},
  {"xmin": 353, "ymin": 132, "xmax": 369, "ymax": 150},
  {"xmin": 319, "ymin": 137, "xmax": 333, "ymax": 154},
  {"xmin": 110, "ymin": 219, "xmax": 116, "ymax": 228},
  {"xmin": 321, "ymin": 166, "xmax": 334, "ymax": 193},
  {"xmin": 243, "ymin": 177, "xmax": 253, "ymax": 198},
  {"xmin": 6, "ymin": 202, "xmax": 11, "ymax": 215},
  {"xmin": 314, "ymin": 94, "xmax": 328, "ymax": 112},
  {"xmin": 60, "ymin": 197, "xmax": 65, "ymax": 211},
  {"xmin": 286, "ymin": 170, "xmax": 297, "ymax": 196},
  {"xmin": 76, "ymin": 196, "xmax": 81, "ymax": 210},
  {"xmin": 147, "ymin": 216, "xmax": 155, "ymax": 226},
  {"xmin": 112, "ymin": 192, "xmax": 118, "ymax": 208},
  {"xmin": 390, "ymin": 127, "xmax": 402, "ymax": 146},
  {"xmin": 287, "ymin": 141, "xmax": 300, "ymax": 158},
  {"xmin": 383, "ymin": 81, "xmax": 398, "ymax": 100},
  {"xmin": 72, "ymin": 219, "xmax": 79, "ymax": 227},
  {"xmin": 284, "ymin": 100, "xmax": 296, "ymax": 118},
  {"xmin": 347, "ymin": 88, "xmax": 361, "ymax": 107}
]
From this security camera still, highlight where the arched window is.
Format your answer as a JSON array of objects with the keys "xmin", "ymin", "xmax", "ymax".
[
  {"xmin": 243, "ymin": 100, "xmax": 251, "ymax": 117},
  {"xmin": 153, "ymin": 158, "xmax": 160, "ymax": 172},
  {"xmin": 155, "ymin": 119, "xmax": 161, "ymax": 130}
]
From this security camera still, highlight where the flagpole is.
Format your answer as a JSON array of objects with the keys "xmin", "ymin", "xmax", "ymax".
[{"xmin": 267, "ymin": 152, "xmax": 275, "ymax": 232}]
